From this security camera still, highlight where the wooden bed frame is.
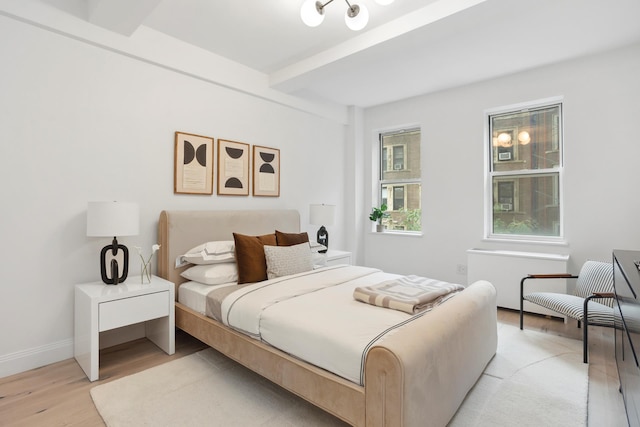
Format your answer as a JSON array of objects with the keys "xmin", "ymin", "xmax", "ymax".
[{"xmin": 157, "ymin": 209, "xmax": 498, "ymax": 426}]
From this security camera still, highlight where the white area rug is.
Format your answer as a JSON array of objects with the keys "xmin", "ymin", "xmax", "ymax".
[
  {"xmin": 449, "ymin": 323, "xmax": 588, "ymax": 427},
  {"xmin": 91, "ymin": 323, "xmax": 588, "ymax": 427}
]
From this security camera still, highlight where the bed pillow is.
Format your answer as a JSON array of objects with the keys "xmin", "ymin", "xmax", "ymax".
[
  {"xmin": 309, "ymin": 241, "xmax": 327, "ymax": 253},
  {"xmin": 180, "ymin": 263, "xmax": 238, "ymax": 285},
  {"xmin": 233, "ymin": 232, "xmax": 277, "ymax": 284},
  {"xmin": 275, "ymin": 230, "xmax": 309, "ymax": 246},
  {"xmin": 264, "ymin": 243, "xmax": 314, "ymax": 279},
  {"xmin": 180, "ymin": 240, "xmax": 235, "ymax": 265}
]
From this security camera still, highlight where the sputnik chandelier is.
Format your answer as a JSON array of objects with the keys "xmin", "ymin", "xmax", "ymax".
[{"xmin": 300, "ymin": 0, "xmax": 394, "ymax": 31}]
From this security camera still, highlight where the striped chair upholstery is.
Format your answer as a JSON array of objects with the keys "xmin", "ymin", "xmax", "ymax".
[{"xmin": 521, "ymin": 260, "xmax": 614, "ymax": 363}]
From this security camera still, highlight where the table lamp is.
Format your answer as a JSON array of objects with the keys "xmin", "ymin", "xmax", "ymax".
[
  {"xmin": 87, "ymin": 201, "xmax": 139, "ymax": 285},
  {"xmin": 309, "ymin": 204, "xmax": 335, "ymax": 253}
]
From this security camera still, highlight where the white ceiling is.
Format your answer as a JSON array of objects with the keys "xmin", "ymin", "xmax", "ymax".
[{"xmin": 33, "ymin": 0, "xmax": 640, "ymax": 108}]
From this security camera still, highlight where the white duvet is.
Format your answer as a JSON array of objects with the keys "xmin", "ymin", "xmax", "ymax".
[{"xmin": 220, "ymin": 265, "xmax": 433, "ymax": 385}]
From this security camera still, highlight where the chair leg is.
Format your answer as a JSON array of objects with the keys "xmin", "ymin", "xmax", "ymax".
[
  {"xmin": 582, "ymin": 295, "xmax": 597, "ymax": 364},
  {"xmin": 583, "ymin": 319, "xmax": 588, "ymax": 364},
  {"xmin": 519, "ymin": 277, "xmax": 527, "ymax": 330},
  {"xmin": 519, "ymin": 305, "xmax": 524, "ymax": 330}
]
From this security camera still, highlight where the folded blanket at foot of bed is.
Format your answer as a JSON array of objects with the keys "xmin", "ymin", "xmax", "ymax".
[{"xmin": 353, "ymin": 275, "xmax": 465, "ymax": 314}]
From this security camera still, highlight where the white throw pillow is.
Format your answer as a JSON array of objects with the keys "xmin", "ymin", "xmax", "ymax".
[
  {"xmin": 264, "ymin": 243, "xmax": 314, "ymax": 279},
  {"xmin": 179, "ymin": 241, "xmax": 235, "ymax": 266},
  {"xmin": 180, "ymin": 263, "xmax": 238, "ymax": 285}
]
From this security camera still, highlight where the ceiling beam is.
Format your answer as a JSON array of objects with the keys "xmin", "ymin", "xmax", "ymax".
[
  {"xmin": 269, "ymin": 0, "xmax": 488, "ymax": 92},
  {"xmin": 87, "ymin": 0, "xmax": 161, "ymax": 36}
]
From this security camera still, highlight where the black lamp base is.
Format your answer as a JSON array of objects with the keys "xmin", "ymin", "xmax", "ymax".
[
  {"xmin": 100, "ymin": 237, "xmax": 129, "ymax": 285},
  {"xmin": 316, "ymin": 226, "xmax": 328, "ymax": 253}
]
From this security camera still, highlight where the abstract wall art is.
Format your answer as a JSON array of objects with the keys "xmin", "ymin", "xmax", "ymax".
[
  {"xmin": 217, "ymin": 139, "xmax": 250, "ymax": 196},
  {"xmin": 253, "ymin": 145, "xmax": 280, "ymax": 197},
  {"xmin": 174, "ymin": 131, "xmax": 214, "ymax": 195}
]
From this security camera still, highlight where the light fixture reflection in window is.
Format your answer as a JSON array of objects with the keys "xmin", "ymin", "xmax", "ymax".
[
  {"xmin": 497, "ymin": 132, "xmax": 513, "ymax": 147},
  {"xmin": 518, "ymin": 131, "xmax": 531, "ymax": 145}
]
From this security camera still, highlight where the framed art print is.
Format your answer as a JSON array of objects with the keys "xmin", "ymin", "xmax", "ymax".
[
  {"xmin": 174, "ymin": 132, "xmax": 214, "ymax": 195},
  {"xmin": 217, "ymin": 139, "xmax": 250, "ymax": 196},
  {"xmin": 253, "ymin": 145, "xmax": 280, "ymax": 197}
]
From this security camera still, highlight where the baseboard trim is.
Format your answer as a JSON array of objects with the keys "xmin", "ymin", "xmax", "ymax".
[
  {"xmin": 0, "ymin": 338, "xmax": 73, "ymax": 379},
  {"xmin": 0, "ymin": 325, "xmax": 147, "ymax": 379}
]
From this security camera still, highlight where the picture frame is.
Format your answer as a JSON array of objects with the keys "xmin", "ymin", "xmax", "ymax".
[
  {"xmin": 217, "ymin": 139, "xmax": 250, "ymax": 196},
  {"xmin": 174, "ymin": 131, "xmax": 214, "ymax": 195},
  {"xmin": 253, "ymin": 145, "xmax": 280, "ymax": 197}
]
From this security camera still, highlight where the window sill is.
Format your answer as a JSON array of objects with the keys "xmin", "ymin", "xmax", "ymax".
[
  {"xmin": 482, "ymin": 236, "xmax": 568, "ymax": 246},
  {"xmin": 369, "ymin": 230, "xmax": 423, "ymax": 237}
]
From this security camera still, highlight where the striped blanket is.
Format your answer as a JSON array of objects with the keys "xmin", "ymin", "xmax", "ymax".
[{"xmin": 353, "ymin": 275, "xmax": 465, "ymax": 314}]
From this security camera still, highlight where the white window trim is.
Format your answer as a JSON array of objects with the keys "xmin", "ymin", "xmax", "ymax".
[
  {"xmin": 373, "ymin": 125, "xmax": 422, "ymax": 235},
  {"xmin": 483, "ymin": 96, "xmax": 566, "ymax": 243}
]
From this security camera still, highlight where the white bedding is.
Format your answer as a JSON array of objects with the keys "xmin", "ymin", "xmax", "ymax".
[
  {"xmin": 220, "ymin": 265, "xmax": 443, "ymax": 385},
  {"xmin": 178, "ymin": 281, "xmax": 236, "ymax": 314},
  {"xmin": 180, "ymin": 265, "xmax": 466, "ymax": 385}
]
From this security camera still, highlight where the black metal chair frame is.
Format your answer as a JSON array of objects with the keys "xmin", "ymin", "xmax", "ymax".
[{"xmin": 520, "ymin": 273, "xmax": 614, "ymax": 363}]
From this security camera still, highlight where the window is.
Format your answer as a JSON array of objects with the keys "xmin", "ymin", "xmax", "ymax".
[
  {"xmin": 487, "ymin": 101, "xmax": 563, "ymax": 240},
  {"xmin": 393, "ymin": 146, "xmax": 405, "ymax": 170},
  {"xmin": 382, "ymin": 145, "xmax": 406, "ymax": 171},
  {"xmin": 378, "ymin": 129, "xmax": 421, "ymax": 232},
  {"xmin": 496, "ymin": 181, "xmax": 514, "ymax": 211}
]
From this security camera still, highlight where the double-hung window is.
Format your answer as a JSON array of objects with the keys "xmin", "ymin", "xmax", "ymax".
[
  {"xmin": 487, "ymin": 100, "xmax": 563, "ymax": 240},
  {"xmin": 378, "ymin": 128, "xmax": 421, "ymax": 232}
]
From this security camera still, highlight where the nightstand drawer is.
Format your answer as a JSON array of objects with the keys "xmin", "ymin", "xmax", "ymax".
[
  {"xmin": 325, "ymin": 250, "xmax": 352, "ymax": 266},
  {"xmin": 326, "ymin": 255, "xmax": 351, "ymax": 266},
  {"xmin": 99, "ymin": 291, "xmax": 169, "ymax": 332}
]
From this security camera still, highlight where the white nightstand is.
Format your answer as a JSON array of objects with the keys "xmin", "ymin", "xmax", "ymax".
[
  {"xmin": 74, "ymin": 276, "xmax": 175, "ymax": 381},
  {"xmin": 325, "ymin": 249, "xmax": 352, "ymax": 266}
]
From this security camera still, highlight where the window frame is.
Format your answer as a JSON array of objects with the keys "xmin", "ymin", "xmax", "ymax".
[
  {"xmin": 376, "ymin": 126, "xmax": 422, "ymax": 235},
  {"xmin": 484, "ymin": 97, "xmax": 566, "ymax": 243}
]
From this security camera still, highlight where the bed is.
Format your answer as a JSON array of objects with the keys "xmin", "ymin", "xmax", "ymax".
[{"xmin": 157, "ymin": 209, "xmax": 497, "ymax": 426}]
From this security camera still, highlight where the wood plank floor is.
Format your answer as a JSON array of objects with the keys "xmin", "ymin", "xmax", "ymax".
[
  {"xmin": 0, "ymin": 329, "xmax": 208, "ymax": 427},
  {"xmin": 0, "ymin": 310, "xmax": 628, "ymax": 426}
]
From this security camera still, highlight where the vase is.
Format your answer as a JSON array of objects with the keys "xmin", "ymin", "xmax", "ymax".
[
  {"xmin": 376, "ymin": 223, "xmax": 384, "ymax": 232},
  {"xmin": 141, "ymin": 261, "xmax": 152, "ymax": 284}
]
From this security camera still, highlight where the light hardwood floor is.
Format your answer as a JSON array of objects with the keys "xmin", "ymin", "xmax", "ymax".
[
  {"xmin": 0, "ymin": 329, "xmax": 208, "ymax": 427},
  {"xmin": 0, "ymin": 310, "xmax": 629, "ymax": 426}
]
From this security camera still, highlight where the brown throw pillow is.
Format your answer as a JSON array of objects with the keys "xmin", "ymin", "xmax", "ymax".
[
  {"xmin": 233, "ymin": 232, "xmax": 277, "ymax": 284},
  {"xmin": 275, "ymin": 230, "xmax": 309, "ymax": 246}
]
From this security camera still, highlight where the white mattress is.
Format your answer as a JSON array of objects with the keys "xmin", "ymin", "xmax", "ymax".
[{"xmin": 178, "ymin": 281, "xmax": 237, "ymax": 314}]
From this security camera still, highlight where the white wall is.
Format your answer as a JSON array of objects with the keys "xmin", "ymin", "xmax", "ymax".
[
  {"xmin": 362, "ymin": 43, "xmax": 640, "ymax": 282},
  {"xmin": 0, "ymin": 15, "xmax": 347, "ymax": 376}
]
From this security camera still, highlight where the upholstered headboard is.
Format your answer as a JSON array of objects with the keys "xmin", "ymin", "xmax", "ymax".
[{"xmin": 157, "ymin": 209, "xmax": 300, "ymax": 297}]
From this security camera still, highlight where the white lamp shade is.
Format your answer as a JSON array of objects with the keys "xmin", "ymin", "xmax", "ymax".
[
  {"xmin": 309, "ymin": 204, "xmax": 336, "ymax": 226},
  {"xmin": 87, "ymin": 201, "xmax": 139, "ymax": 237},
  {"xmin": 301, "ymin": 0, "xmax": 325, "ymax": 27},
  {"xmin": 345, "ymin": 3, "xmax": 369, "ymax": 31},
  {"xmin": 375, "ymin": 0, "xmax": 395, "ymax": 5}
]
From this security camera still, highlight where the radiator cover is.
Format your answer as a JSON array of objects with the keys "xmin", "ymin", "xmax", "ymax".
[{"xmin": 467, "ymin": 248, "xmax": 570, "ymax": 317}]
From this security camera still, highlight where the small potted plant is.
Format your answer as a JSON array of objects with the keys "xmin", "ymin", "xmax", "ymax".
[{"xmin": 369, "ymin": 204, "xmax": 389, "ymax": 232}]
